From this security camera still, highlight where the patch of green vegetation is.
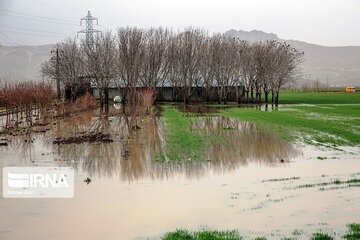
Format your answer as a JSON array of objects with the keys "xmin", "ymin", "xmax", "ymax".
[
  {"xmin": 344, "ymin": 223, "xmax": 360, "ymax": 240},
  {"xmin": 162, "ymin": 229, "xmax": 242, "ymax": 240},
  {"xmin": 157, "ymin": 106, "xmax": 206, "ymax": 162},
  {"xmin": 292, "ymin": 229, "xmax": 303, "ymax": 236},
  {"xmin": 221, "ymin": 93, "xmax": 360, "ymax": 146},
  {"xmin": 279, "ymin": 92, "xmax": 360, "ymax": 105},
  {"xmin": 262, "ymin": 177, "xmax": 300, "ymax": 182},
  {"xmin": 311, "ymin": 232, "xmax": 333, "ymax": 240},
  {"xmin": 161, "ymin": 224, "xmax": 360, "ymax": 240}
]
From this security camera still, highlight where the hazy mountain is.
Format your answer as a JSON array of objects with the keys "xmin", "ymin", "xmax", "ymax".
[
  {"xmin": 225, "ymin": 29, "xmax": 278, "ymax": 42},
  {"xmin": 225, "ymin": 30, "xmax": 360, "ymax": 86},
  {"xmin": 1, "ymin": 30, "xmax": 360, "ymax": 87},
  {"xmin": 0, "ymin": 44, "xmax": 53, "ymax": 82}
]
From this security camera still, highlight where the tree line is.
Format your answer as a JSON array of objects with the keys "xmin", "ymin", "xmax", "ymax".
[{"xmin": 41, "ymin": 27, "xmax": 303, "ymax": 105}]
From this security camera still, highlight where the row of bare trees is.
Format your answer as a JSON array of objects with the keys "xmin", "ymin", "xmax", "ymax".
[
  {"xmin": 42, "ymin": 27, "xmax": 303, "ymax": 105},
  {"xmin": 0, "ymin": 81, "xmax": 53, "ymax": 129}
]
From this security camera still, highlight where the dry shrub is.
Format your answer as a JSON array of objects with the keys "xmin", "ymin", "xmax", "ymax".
[
  {"xmin": 0, "ymin": 79, "xmax": 98, "ymax": 132},
  {"xmin": 0, "ymin": 81, "xmax": 54, "ymax": 129},
  {"xmin": 125, "ymin": 88, "xmax": 157, "ymax": 116},
  {"xmin": 141, "ymin": 88, "xmax": 157, "ymax": 113},
  {"xmin": 71, "ymin": 92, "xmax": 96, "ymax": 112},
  {"xmin": 122, "ymin": 88, "xmax": 157, "ymax": 132}
]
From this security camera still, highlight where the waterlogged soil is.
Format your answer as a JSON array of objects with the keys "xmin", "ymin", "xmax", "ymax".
[{"xmin": 0, "ymin": 105, "xmax": 360, "ymax": 240}]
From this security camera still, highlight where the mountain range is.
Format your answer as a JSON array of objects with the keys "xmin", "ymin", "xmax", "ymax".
[{"xmin": 1, "ymin": 30, "xmax": 359, "ymax": 87}]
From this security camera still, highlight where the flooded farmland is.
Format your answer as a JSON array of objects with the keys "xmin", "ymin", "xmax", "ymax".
[{"xmin": 1, "ymin": 105, "xmax": 360, "ymax": 240}]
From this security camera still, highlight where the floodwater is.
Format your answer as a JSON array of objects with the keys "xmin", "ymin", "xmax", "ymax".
[{"xmin": 0, "ymin": 105, "xmax": 360, "ymax": 239}]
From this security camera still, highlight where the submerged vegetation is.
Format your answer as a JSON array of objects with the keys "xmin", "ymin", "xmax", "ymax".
[
  {"xmin": 0, "ymin": 81, "xmax": 96, "ymax": 135},
  {"xmin": 0, "ymin": 81, "xmax": 54, "ymax": 129},
  {"xmin": 297, "ymin": 178, "xmax": 360, "ymax": 189}
]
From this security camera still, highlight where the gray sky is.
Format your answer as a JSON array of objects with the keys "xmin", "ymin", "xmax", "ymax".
[{"xmin": 0, "ymin": 0, "xmax": 359, "ymax": 46}]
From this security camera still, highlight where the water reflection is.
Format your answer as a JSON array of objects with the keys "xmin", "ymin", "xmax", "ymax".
[
  {"xmin": 190, "ymin": 117, "xmax": 297, "ymax": 170},
  {"xmin": 1, "ymin": 106, "xmax": 299, "ymax": 182}
]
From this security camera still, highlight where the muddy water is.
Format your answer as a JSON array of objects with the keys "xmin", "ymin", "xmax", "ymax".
[{"xmin": 0, "ymin": 106, "xmax": 360, "ymax": 239}]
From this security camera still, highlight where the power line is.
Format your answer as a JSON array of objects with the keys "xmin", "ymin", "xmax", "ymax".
[
  {"xmin": 0, "ymin": 24, "xmax": 70, "ymax": 36},
  {"xmin": 0, "ymin": 8, "xmax": 78, "ymax": 24},
  {"xmin": 0, "ymin": 32, "xmax": 34, "ymax": 52},
  {"xmin": 0, "ymin": 12, "xmax": 79, "ymax": 26},
  {"xmin": 0, "ymin": 34, "xmax": 32, "ymax": 57},
  {"xmin": 0, "ymin": 29, "xmax": 71, "ymax": 38},
  {"xmin": 29, "ymin": 0, "xmax": 82, "ymax": 12}
]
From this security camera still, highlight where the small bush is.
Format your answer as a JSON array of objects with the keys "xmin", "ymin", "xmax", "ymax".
[
  {"xmin": 72, "ymin": 92, "xmax": 96, "ymax": 112},
  {"xmin": 344, "ymin": 223, "xmax": 360, "ymax": 240},
  {"xmin": 311, "ymin": 232, "xmax": 333, "ymax": 240},
  {"xmin": 162, "ymin": 229, "xmax": 242, "ymax": 240}
]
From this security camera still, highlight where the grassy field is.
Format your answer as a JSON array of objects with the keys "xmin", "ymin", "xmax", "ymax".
[
  {"xmin": 222, "ymin": 92, "xmax": 360, "ymax": 147},
  {"xmin": 279, "ymin": 92, "xmax": 360, "ymax": 104},
  {"xmin": 159, "ymin": 92, "xmax": 360, "ymax": 162},
  {"xmin": 161, "ymin": 223, "xmax": 360, "ymax": 239},
  {"xmin": 157, "ymin": 106, "xmax": 206, "ymax": 162},
  {"xmin": 222, "ymin": 104, "xmax": 360, "ymax": 146}
]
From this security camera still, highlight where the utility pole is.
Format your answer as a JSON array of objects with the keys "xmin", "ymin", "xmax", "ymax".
[
  {"xmin": 78, "ymin": 11, "xmax": 101, "ymax": 46},
  {"xmin": 51, "ymin": 48, "xmax": 61, "ymax": 99}
]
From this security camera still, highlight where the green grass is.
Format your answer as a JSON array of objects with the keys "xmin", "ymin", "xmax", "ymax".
[
  {"xmin": 161, "ymin": 225, "xmax": 360, "ymax": 240},
  {"xmin": 221, "ymin": 93, "xmax": 360, "ymax": 146},
  {"xmin": 344, "ymin": 223, "xmax": 360, "ymax": 240},
  {"xmin": 162, "ymin": 229, "xmax": 242, "ymax": 240},
  {"xmin": 311, "ymin": 232, "xmax": 334, "ymax": 240},
  {"xmin": 157, "ymin": 106, "xmax": 206, "ymax": 162},
  {"xmin": 279, "ymin": 92, "xmax": 360, "ymax": 104},
  {"xmin": 158, "ymin": 93, "xmax": 360, "ymax": 163}
]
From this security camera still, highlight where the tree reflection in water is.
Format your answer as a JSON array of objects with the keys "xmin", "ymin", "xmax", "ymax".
[{"xmin": 5, "ymin": 105, "xmax": 299, "ymax": 182}]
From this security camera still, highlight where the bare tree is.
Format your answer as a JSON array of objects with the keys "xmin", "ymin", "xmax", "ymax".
[
  {"xmin": 176, "ymin": 27, "xmax": 205, "ymax": 103},
  {"xmin": 270, "ymin": 42, "xmax": 303, "ymax": 104},
  {"xmin": 41, "ymin": 27, "xmax": 303, "ymax": 105},
  {"xmin": 139, "ymin": 27, "xmax": 170, "ymax": 88},
  {"xmin": 198, "ymin": 37, "xmax": 214, "ymax": 102},
  {"xmin": 81, "ymin": 31, "xmax": 117, "ymax": 105},
  {"xmin": 41, "ymin": 38, "xmax": 83, "ymax": 101},
  {"xmin": 116, "ymin": 27, "xmax": 145, "ymax": 103}
]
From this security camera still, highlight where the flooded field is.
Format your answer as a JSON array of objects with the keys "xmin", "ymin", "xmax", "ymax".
[{"xmin": 1, "ymin": 105, "xmax": 360, "ymax": 239}]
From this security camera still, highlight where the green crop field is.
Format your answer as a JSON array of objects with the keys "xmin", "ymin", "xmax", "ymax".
[{"xmin": 159, "ymin": 92, "xmax": 360, "ymax": 162}]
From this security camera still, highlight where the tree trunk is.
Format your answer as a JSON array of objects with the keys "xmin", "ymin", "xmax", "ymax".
[
  {"xmin": 265, "ymin": 92, "xmax": 269, "ymax": 103},
  {"xmin": 99, "ymin": 88, "xmax": 104, "ymax": 107},
  {"xmin": 275, "ymin": 92, "xmax": 279, "ymax": 105},
  {"xmin": 104, "ymin": 88, "xmax": 109, "ymax": 105}
]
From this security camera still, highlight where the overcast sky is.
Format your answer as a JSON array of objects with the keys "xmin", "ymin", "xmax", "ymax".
[{"xmin": 0, "ymin": 0, "xmax": 359, "ymax": 46}]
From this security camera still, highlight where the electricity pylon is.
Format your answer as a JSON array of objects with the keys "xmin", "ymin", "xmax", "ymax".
[{"xmin": 78, "ymin": 11, "xmax": 100, "ymax": 45}]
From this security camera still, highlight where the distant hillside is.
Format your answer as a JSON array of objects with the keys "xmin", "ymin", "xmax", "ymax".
[
  {"xmin": 225, "ymin": 30, "xmax": 360, "ymax": 86},
  {"xmin": 1, "ymin": 30, "xmax": 360, "ymax": 87},
  {"xmin": 0, "ymin": 44, "xmax": 53, "ymax": 82}
]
